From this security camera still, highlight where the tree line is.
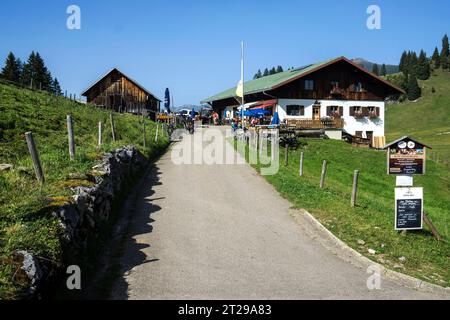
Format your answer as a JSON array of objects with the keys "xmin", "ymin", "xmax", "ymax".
[
  {"xmin": 0, "ymin": 51, "xmax": 62, "ymax": 95},
  {"xmin": 390, "ymin": 34, "xmax": 449, "ymax": 101},
  {"xmin": 253, "ymin": 66, "xmax": 286, "ymax": 79}
]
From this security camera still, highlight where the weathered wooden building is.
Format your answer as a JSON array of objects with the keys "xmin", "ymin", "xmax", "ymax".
[{"xmin": 82, "ymin": 68, "xmax": 161, "ymax": 119}]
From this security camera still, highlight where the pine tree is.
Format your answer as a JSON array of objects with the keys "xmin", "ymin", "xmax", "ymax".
[
  {"xmin": 263, "ymin": 68, "xmax": 269, "ymax": 77},
  {"xmin": 380, "ymin": 64, "xmax": 387, "ymax": 76},
  {"xmin": 409, "ymin": 51, "xmax": 418, "ymax": 75},
  {"xmin": 399, "ymin": 51, "xmax": 408, "ymax": 73},
  {"xmin": 441, "ymin": 34, "xmax": 449, "ymax": 70},
  {"xmin": 407, "ymin": 73, "xmax": 421, "ymax": 101},
  {"xmin": 21, "ymin": 51, "xmax": 37, "ymax": 88},
  {"xmin": 253, "ymin": 69, "xmax": 262, "ymax": 79},
  {"xmin": 276, "ymin": 66, "xmax": 284, "ymax": 73},
  {"xmin": 417, "ymin": 50, "xmax": 430, "ymax": 80},
  {"xmin": 269, "ymin": 67, "xmax": 276, "ymax": 75},
  {"xmin": 432, "ymin": 47, "xmax": 441, "ymax": 69},
  {"xmin": 372, "ymin": 63, "xmax": 379, "ymax": 76},
  {"xmin": 51, "ymin": 78, "xmax": 62, "ymax": 95},
  {"xmin": 1, "ymin": 52, "xmax": 21, "ymax": 83}
]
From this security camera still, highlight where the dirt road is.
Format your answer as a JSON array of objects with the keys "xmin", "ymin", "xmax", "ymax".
[{"xmin": 110, "ymin": 127, "xmax": 446, "ymax": 300}]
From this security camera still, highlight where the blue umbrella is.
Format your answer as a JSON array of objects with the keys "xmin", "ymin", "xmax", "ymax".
[
  {"xmin": 190, "ymin": 108, "xmax": 196, "ymax": 119},
  {"xmin": 164, "ymin": 88, "xmax": 171, "ymax": 113},
  {"xmin": 271, "ymin": 112, "xmax": 280, "ymax": 125}
]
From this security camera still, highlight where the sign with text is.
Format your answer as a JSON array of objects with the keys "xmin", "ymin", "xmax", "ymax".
[
  {"xmin": 395, "ymin": 187, "xmax": 423, "ymax": 230},
  {"xmin": 386, "ymin": 137, "xmax": 427, "ymax": 175}
]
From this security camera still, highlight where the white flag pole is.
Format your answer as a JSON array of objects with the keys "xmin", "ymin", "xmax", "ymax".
[{"xmin": 241, "ymin": 41, "xmax": 245, "ymax": 131}]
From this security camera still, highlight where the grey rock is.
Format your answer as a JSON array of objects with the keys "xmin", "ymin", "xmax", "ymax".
[{"xmin": 0, "ymin": 163, "xmax": 13, "ymax": 171}]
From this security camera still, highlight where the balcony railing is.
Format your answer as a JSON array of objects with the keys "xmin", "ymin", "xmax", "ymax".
[{"xmin": 286, "ymin": 118, "xmax": 344, "ymax": 129}]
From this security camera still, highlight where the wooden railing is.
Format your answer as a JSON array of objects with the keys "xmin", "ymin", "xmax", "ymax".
[{"xmin": 286, "ymin": 118, "xmax": 344, "ymax": 129}]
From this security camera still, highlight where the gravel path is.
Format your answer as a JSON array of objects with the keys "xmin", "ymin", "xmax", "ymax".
[{"xmin": 110, "ymin": 127, "xmax": 446, "ymax": 300}]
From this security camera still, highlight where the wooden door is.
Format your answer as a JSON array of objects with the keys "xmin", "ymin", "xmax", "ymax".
[
  {"xmin": 313, "ymin": 105, "xmax": 320, "ymax": 120},
  {"xmin": 366, "ymin": 131, "xmax": 374, "ymax": 146}
]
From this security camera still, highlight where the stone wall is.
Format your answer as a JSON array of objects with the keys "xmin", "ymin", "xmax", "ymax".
[{"xmin": 18, "ymin": 145, "xmax": 147, "ymax": 298}]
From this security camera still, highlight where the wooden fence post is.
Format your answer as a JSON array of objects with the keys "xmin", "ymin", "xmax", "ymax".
[
  {"xmin": 155, "ymin": 122, "xmax": 159, "ymax": 142},
  {"xmin": 351, "ymin": 170, "xmax": 359, "ymax": 207},
  {"xmin": 299, "ymin": 152, "xmax": 304, "ymax": 176},
  {"xmin": 423, "ymin": 212, "xmax": 443, "ymax": 241},
  {"xmin": 110, "ymin": 113, "xmax": 116, "ymax": 142},
  {"xmin": 284, "ymin": 144, "xmax": 289, "ymax": 166},
  {"xmin": 143, "ymin": 121, "xmax": 147, "ymax": 148},
  {"xmin": 67, "ymin": 115, "xmax": 75, "ymax": 160},
  {"xmin": 320, "ymin": 160, "xmax": 327, "ymax": 189},
  {"xmin": 25, "ymin": 132, "xmax": 45, "ymax": 184},
  {"xmin": 98, "ymin": 121, "xmax": 103, "ymax": 148}
]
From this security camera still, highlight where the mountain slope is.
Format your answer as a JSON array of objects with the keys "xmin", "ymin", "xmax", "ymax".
[
  {"xmin": 352, "ymin": 58, "xmax": 399, "ymax": 75},
  {"xmin": 385, "ymin": 69, "xmax": 450, "ymax": 163}
]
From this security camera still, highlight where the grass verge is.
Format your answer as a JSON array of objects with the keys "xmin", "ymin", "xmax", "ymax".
[
  {"xmin": 235, "ymin": 137, "xmax": 450, "ymax": 287},
  {"xmin": 0, "ymin": 80, "xmax": 169, "ymax": 299}
]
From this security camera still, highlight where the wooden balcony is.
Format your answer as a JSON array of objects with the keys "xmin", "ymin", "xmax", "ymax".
[{"xmin": 286, "ymin": 118, "xmax": 344, "ymax": 130}]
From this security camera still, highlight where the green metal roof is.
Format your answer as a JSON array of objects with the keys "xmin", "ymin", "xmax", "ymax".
[{"xmin": 201, "ymin": 57, "xmax": 338, "ymax": 104}]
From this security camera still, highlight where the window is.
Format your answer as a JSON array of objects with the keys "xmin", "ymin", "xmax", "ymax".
[
  {"xmin": 286, "ymin": 105, "xmax": 305, "ymax": 116},
  {"xmin": 330, "ymin": 106, "xmax": 340, "ymax": 113},
  {"xmin": 355, "ymin": 82, "xmax": 363, "ymax": 92},
  {"xmin": 304, "ymin": 80, "xmax": 314, "ymax": 91},
  {"xmin": 354, "ymin": 106, "xmax": 362, "ymax": 113},
  {"xmin": 367, "ymin": 106, "xmax": 375, "ymax": 113},
  {"xmin": 331, "ymin": 81, "xmax": 339, "ymax": 88}
]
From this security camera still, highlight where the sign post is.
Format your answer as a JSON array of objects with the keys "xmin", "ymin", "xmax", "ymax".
[
  {"xmin": 383, "ymin": 136, "xmax": 441, "ymax": 240},
  {"xmin": 395, "ymin": 187, "xmax": 423, "ymax": 231}
]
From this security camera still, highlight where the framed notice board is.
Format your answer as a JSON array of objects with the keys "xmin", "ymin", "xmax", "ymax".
[
  {"xmin": 384, "ymin": 136, "xmax": 431, "ymax": 175},
  {"xmin": 395, "ymin": 188, "xmax": 423, "ymax": 230}
]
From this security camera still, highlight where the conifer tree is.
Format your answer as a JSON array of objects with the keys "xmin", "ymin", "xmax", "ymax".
[
  {"xmin": 253, "ymin": 69, "xmax": 262, "ymax": 79},
  {"xmin": 432, "ymin": 47, "xmax": 440, "ymax": 69},
  {"xmin": 399, "ymin": 51, "xmax": 408, "ymax": 73},
  {"xmin": 441, "ymin": 34, "xmax": 449, "ymax": 70},
  {"xmin": 276, "ymin": 66, "xmax": 284, "ymax": 73},
  {"xmin": 380, "ymin": 64, "xmax": 387, "ymax": 76},
  {"xmin": 51, "ymin": 78, "xmax": 62, "ymax": 95},
  {"xmin": 1, "ymin": 52, "xmax": 21, "ymax": 83},
  {"xmin": 407, "ymin": 73, "xmax": 421, "ymax": 101},
  {"xmin": 263, "ymin": 68, "xmax": 269, "ymax": 77},
  {"xmin": 372, "ymin": 63, "xmax": 379, "ymax": 76},
  {"xmin": 417, "ymin": 50, "xmax": 430, "ymax": 80}
]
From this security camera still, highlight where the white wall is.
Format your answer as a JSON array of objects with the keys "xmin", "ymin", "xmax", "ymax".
[{"xmin": 277, "ymin": 99, "xmax": 385, "ymax": 138}]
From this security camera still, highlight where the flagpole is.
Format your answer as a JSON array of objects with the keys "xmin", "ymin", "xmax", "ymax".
[{"xmin": 241, "ymin": 41, "xmax": 245, "ymax": 131}]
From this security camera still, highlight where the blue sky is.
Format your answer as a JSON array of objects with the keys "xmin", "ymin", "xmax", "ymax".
[{"xmin": 0, "ymin": 0, "xmax": 449, "ymax": 106}]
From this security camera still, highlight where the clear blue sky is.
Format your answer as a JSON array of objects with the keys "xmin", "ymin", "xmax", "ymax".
[{"xmin": 1, "ymin": 0, "xmax": 449, "ymax": 106}]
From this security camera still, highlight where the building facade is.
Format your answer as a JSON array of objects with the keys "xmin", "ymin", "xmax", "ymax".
[
  {"xmin": 82, "ymin": 68, "xmax": 161, "ymax": 119},
  {"xmin": 202, "ymin": 57, "xmax": 404, "ymax": 145}
]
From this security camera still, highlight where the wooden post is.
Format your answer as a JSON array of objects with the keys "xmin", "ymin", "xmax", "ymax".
[
  {"xmin": 423, "ymin": 212, "xmax": 443, "ymax": 241},
  {"xmin": 155, "ymin": 122, "xmax": 159, "ymax": 142},
  {"xmin": 320, "ymin": 160, "xmax": 328, "ymax": 189},
  {"xmin": 25, "ymin": 132, "xmax": 45, "ymax": 184},
  {"xmin": 67, "ymin": 115, "xmax": 75, "ymax": 160},
  {"xmin": 110, "ymin": 113, "xmax": 116, "ymax": 142},
  {"xmin": 98, "ymin": 121, "xmax": 103, "ymax": 148},
  {"xmin": 284, "ymin": 144, "xmax": 289, "ymax": 166},
  {"xmin": 299, "ymin": 152, "xmax": 304, "ymax": 176},
  {"xmin": 143, "ymin": 121, "xmax": 147, "ymax": 148},
  {"xmin": 351, "ymin": 170, "xmax": 359, "ymax": 207}
]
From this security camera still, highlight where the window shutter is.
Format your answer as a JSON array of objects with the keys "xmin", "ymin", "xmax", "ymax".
[
  {"xmin": 326, "ymin": 106, "xmax": 331, "ymax": 116},
  {"xmin": 300, "ymin": 106, "xmax": 305, "ymax": 116},
  {"xmin": 350, "ymin": 107, "xmax": 355, "ymax": 116},
  {"xmin": 376, "ymin": 107, "xmax": 380, "ymax": 117},
  {"xmin": 362, "ymin": 107, "xmax": 369, "ymax": 116},
  {"xmin": 339, "ymin": 106, "xmax": 344, "ymax": 116}
]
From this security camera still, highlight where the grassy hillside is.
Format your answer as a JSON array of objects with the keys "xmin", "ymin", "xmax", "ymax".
[
  {"xmin": 237, "ymin": 139, "xmax": 450, "ymax": 287},
  {"xmin": 0, "ymin": 80, "xmax": 169, "ymax": 299},
  {"xmin": 386, "ymin": 69, "xmax": 450, "ymax": 164}
]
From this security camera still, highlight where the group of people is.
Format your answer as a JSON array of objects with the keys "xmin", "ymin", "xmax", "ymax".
[{"xmin": 230, "ymin": 117, "xmax": 262, "ymax": 132}]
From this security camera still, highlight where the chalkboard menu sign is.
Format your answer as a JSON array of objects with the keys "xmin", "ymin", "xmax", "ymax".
[
  {"xmin": 395, "ymin": 188, "xmax": 423, "ymax": 230},
  {"xmin": 384, "ymin": 137, "xmax": 430, "ymax": 175}
]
